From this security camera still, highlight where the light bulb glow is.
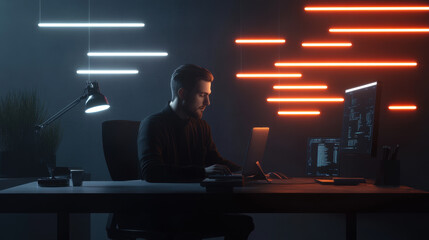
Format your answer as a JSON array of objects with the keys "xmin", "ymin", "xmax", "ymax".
[
  {"xmin": 235, "ymin": 39, "xmax": 286, "ymax": 44},
  {"xmin": 267, "ymin": 98, "xmax": 344, "ymax": 102},
  {"xmin": 85, "ymin": 105, "xmax": 110, "ymax": 113},
  {"xmin": 302, "ymin": 42, "xmax": 352, "ymax": 47},
  {"xmin": 77, "ymin": 70, "xmax": 139, "ymax": 74},
  {"xmin": 38, "ymin": 23, "xmax": 145, "ymax": 28},
  {"xmin": 273, "ymin": 85, "xmax": 327, "ymax": 90},
  {"xmin": 278, "ymin": 111, "xmax": 321, "ymax": 115},
  {"xmin": 388, "ymin": 105, "xmax": 417, "ymax": 110},
  {"xmin": 330, "ymin": 28, "xmax": 429, "ymax": 33},
  {"xmin": 88, "ymin": 52, "xmax": 168, "ymax": 57},
  {"xmin": 275, "ymin": 62, "xmax": 417, "ymax": 67},
  {"xmin": 236, "ymin": 73, "xmax": 302, "ymax": 78},
  {"xmin": 305, "ymin": 6, "xmax": 429, "ymax": 11}
]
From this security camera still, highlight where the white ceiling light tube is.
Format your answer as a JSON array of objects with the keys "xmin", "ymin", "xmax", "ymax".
[
  {"xmin": 345, "ymin": 82, "xmax": 377, "ymax": 93},
  {"xmin": 77, "ymin": 70, "xmax": 139, "ymax": 75},
  {"xmin": 38, "ymin": 23, "xmax": 145, "ymax": 28},
  {"xmin": 87, "ymin": 52, "xmax": 168, "ymax": 57}
]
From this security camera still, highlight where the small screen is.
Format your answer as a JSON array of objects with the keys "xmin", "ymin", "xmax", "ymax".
[
  {"xmin": 340, "ymin": 82, "xmax": 379, "ymax": 156},
  {"xmin": 306, "ymin": 138, "xmax": 340, "ymax": 176}
]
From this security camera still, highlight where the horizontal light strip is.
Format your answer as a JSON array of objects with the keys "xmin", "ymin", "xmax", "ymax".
[
  {"xmin": 88, "ymin": 52, "xmax": 168, "ymax": 57},
  {"xmin": 305, "ymin": 6, "xmax": 429, "ymax": 11},
  {"xmin": 236, "ymin": 73, "xmax": 302, "ymax": 78},
  {"xmin": 345, "ymin": 82, "xmax": 377, "ymax": 93},
  {"xmin": 76, "ymin": 70, "xmax": 139, "ymax": 74},
  {"xmin": 38, "ymin": 23, "xmax": 145, "ymax": 28},
  {"xmin": 253, "ymin": 127, "xmax": 270, "ymax": 130},
  {"xmin": 278, "ymin": 111, "xmax": 321, "ymax": 115},
  {"xmin": 235, "ymin": 39, "xmax": 286, "ymax": 44},
  {"xmin": 275, "ymin": 62, "xmax": 417, "ymax": 67},
  {"xmin": 388, "ymin": 105, "xmax": 417, "ymax": 110},
  {"xmin": 273, "ymin": 85, "xmax": 327, "ymax": 90},
  {"xmin": 330, "ymin": 28, "xmax": 429, "ymax": 33},
  {"xmin": 302, "ymin": 42, "xmax": 352, "ymax": 47},
  {"xmin": 267, "ymin": 98, "xmax": 344, "ymax": 102}
]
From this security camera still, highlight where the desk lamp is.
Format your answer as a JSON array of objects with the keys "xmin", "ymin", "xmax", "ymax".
[
  {"xmin": 36, "ymin": 81, "xmax": 109, "ymax": 187},
  {"xmin": 35, "ymin": 81, "xmax": 109, "ymax": 131}
]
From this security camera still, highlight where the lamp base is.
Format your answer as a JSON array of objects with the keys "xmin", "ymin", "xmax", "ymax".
[{"xmin": 38, "ymin": 177, "xmax": 69, "ymax": 187}]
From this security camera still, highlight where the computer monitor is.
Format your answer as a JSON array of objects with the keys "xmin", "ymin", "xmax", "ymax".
[
  {"xmin": 339, "ymin": 82, "xmax": 381, "ymax": 178},
  {"xmin": 306, "ymin": 138, "xmax": 340, "ymax": 177}
]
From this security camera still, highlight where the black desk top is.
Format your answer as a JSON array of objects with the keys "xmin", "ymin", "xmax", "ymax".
[
  {"xmin": 0, "ymin": 178, "xmax": 428, "ymax": 214},
  {"xmin": 1, "ymin": 178, "xmax": 425, "ymax": 193}
]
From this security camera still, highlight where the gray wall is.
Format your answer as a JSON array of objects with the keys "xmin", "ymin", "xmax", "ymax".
[{"xmin": 1, "ymin": 0, "xmax": 429, "ymax": 239}]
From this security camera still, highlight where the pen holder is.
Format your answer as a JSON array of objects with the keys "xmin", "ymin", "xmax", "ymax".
[{"xmin": 375, "ymin": 145, "xmax": 400, "ymax": 186}]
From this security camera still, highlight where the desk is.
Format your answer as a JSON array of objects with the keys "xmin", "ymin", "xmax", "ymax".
[{"xmin": 0, "ymin": 178, "xmax": 428, "ymax": 240}]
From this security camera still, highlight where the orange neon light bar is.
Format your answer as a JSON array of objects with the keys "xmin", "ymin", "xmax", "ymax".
[
  {"xmin": 235, "ymin": 39, "xmax": 286, "ymax": 44},
  {"xmin": 236, "ymin": 73, "xmax": 302, "ymax": 78},
  {"xmin": 302, "ymin": 42, "xmax": 352, "ymax": 47},
  {"xmin": 275, "ymin": 62, "xmax": 417, "ymax": 67},
  {"xmin": 388, "ymin": 105, "xmax": 417, "ymax": 110},
  {"xmin": 273, "ymin": 85, "xmax": 327, "ymax": 90},
  {"xmin": 330, "ymin": 28, "xmax": 429, "ymax": 33},
  {"xmin": 267, "ymin": 98, "xmax": 344, "ymax": 102},
  {"xmin": 253, "ymin": 127, "xmax": 270, "ymax": 130},
  {"xmin": 305, "ymin": 6, "xmax": 429, "ymax": 11},
  {"xmin": 278, "ymin": 111, "xmax": 321, "ymax": 115}
]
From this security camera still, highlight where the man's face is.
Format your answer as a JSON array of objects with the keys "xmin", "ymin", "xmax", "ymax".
[{"xmin": 182, "ymin": 80, "xmax": 211, "ymax": 119}]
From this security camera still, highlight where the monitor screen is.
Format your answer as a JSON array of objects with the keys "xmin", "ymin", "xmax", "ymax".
[
  {"xmin": 340, "ymin": 82, "xmax": 380, "ymax": 157},
  {"xmin": 306, "ymin": 138, "xmax": 340, "ymax": 176}
]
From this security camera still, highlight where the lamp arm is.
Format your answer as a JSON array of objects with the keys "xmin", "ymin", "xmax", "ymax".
[{"xmin": 35, "ymin": 94, "xmax": 88, "ymax": 132}]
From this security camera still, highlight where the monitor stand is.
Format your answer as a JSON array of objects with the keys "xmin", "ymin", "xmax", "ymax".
[{"xmin": 339, "ymin": 154, "xmax": 376, "ymax": 179}]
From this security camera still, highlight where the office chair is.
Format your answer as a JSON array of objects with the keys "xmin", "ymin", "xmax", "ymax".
[
  {"xmin": 102, "ymin": 120, "xmax": 222, "ymax": 240},
  {"xmin": 102, "ymin": 120, "xmax": 140, "ymax": 181},
  {"xmin": 102, "ymin": 120, "xmax": 165, "ymax": 240}
]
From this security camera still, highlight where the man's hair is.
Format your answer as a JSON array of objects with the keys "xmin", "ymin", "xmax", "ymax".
[{"xmin": 170, "ymin": 64, "xmax": 214, "ymax": 99}]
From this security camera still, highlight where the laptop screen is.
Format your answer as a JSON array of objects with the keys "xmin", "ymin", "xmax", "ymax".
[
  {"xmin": 242, "ymin": 127, "xmax": 269, "ymax": 177},
  {"xmin": 306, "ymin": 137, "xmax": 340, "ymax": 177}
]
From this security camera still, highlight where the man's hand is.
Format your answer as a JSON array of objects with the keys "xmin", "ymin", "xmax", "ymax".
[{"xmin": 205, "ymin": 164, "xmax": 232, "ymax": 176}]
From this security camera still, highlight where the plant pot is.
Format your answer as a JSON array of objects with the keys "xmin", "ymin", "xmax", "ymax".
[{"xmin": 0, "ymin": 151, "xmax": 55, "ymax": 177}]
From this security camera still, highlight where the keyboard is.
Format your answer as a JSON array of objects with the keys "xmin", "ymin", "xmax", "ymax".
[{"xmin": 207, "ymin": 174, "xmax": 243, "ymax": 180}]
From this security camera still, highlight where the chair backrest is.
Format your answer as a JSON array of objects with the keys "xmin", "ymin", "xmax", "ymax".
[{"xmin": 102, "ymin": 120, "xmax": 141, "ymax": 181}]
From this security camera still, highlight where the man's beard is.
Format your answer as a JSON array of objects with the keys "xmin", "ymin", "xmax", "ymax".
[
  {"xmin": 184, "ymin": 106, "xmax": 203, "ymax": 119},
  {"xmin": 182, "ymin": 100, "xmax": 203, "ymax": 119}
]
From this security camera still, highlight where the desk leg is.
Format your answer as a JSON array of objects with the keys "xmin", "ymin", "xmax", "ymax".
[
  {"xmin": 346, "ymin": 212, "xmax": 357, "ymax": 240},
  {"xmin": 58, "ymin": 212, "xmax": 70, "ymax": 240}
]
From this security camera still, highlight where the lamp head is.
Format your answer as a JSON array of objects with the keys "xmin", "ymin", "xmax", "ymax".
[{"xmin": 84, "ymin": 81, "xmax": 110, "ymax": 113}]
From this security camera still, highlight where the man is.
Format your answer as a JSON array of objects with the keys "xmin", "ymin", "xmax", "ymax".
[
  {"xmin": 134, "ymin": 64, "xmax": 254, "ymax": 239},
  {"xmin": 138, "ymin": 64, "xmax": 241, "ymax": 182}
]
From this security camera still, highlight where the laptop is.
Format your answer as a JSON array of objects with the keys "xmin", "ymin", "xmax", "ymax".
[{"xmin": 207, "ymin": 127, "xmax": 270, "ymax": 182}]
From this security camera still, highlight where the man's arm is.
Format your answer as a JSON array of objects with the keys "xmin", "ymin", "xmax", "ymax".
[
  {"xmin": 204, "ymin": 123, "xmax": 241, "ymax": 172},
  {"xmin": 138, "ymin": 117, "xmax": 205, "ymax": 182}
]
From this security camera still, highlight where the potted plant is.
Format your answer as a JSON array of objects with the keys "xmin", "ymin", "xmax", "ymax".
[{"xmin": 0, "ymin": 91, "xmax": 61, "ymax": 177}]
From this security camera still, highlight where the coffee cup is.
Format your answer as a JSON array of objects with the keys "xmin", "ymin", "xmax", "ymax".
[{"xmin": 70, "ymin": 169, "xmax": 85, "ymax": 187}]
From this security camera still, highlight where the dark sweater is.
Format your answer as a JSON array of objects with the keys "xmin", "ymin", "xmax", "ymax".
[{"xmin": 138, "ymin": 104, "xmax": 241, "ymax": 182}]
